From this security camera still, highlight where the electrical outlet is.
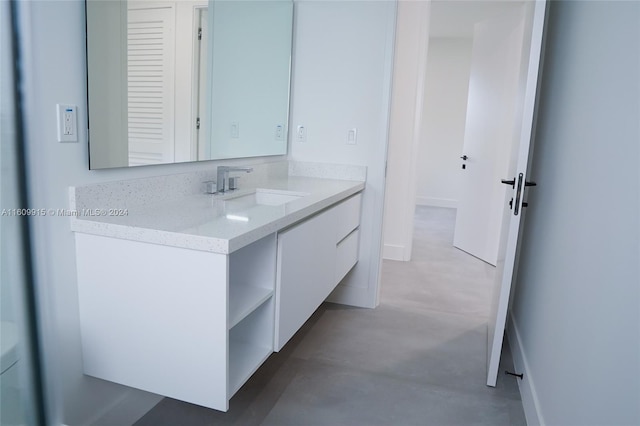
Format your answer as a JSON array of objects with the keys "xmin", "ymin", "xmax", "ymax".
[
  {"xmin": 275, "ymin": 124, "xmax": 284, "ymax": 141},
  {"xmin": 296, "ymin": 125, "xmax": 306, "ymax": 143},
  {"xmin": 57, "ymin": 104, "xmax": 78, "ymax": 142}
]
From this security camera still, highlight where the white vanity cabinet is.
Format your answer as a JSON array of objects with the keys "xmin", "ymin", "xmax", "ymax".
[
  {"xmin": 274, "ymin": 193, "xmax": 362, "ymax": 351},
  {"xmin": 75, "ymin": 232, "xmax": 277, "ymax": 412},
  {"xmin": 71, "ymin": 169, "xmax": 366, "ymax": 412}
]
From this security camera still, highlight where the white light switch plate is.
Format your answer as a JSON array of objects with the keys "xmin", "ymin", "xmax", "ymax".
[
  {"xmin": 230, "ymin": 122, "xmax": 240, "ymax": 139},
  {"xmin": 56, "ymin": 104, "xmax": 78, "ymax": 142},
  {"xmin": 347, "ymin": 128, "xmax": 357, "ymax": 145}
]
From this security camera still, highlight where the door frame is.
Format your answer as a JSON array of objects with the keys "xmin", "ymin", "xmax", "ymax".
[
  {"xmin": 382, "ymin": 0, "xmax": 430, "ymax": 262},
  {"xmin": 382, "ymin": 0, "xmax": 549, "ymax": 385}
]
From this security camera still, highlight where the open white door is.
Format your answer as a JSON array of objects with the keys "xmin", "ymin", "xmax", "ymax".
[
  {"xmin": 453, "ymin": 5, "xmax": 530, "ymax": 266},
  {"xmin": 487, "ymin": 0, "xmax": 547, "ymax": 386}
]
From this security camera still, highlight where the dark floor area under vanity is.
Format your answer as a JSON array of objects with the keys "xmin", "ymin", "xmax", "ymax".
[{"xmin": 134, "ymin": 207, "xmax": 525, "ymax": 425}]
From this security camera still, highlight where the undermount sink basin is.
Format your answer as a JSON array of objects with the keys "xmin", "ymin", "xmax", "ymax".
[{"xmin": 224, "ymin": 188, "xmax": 308, "ymax": 207}]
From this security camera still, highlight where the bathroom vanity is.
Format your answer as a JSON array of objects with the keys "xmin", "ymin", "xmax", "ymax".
[{"xmin": 70, "ymin": 162, "xmax": 364, "ymax": 411}]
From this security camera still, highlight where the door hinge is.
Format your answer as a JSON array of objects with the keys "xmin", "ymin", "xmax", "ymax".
[
  {"xmin": 196, "ymin": 117, "xmax": 200, "ymax": 130},
  {"xmin": 198, "ymin": 28, "xmax": 202, "ymax": 41}
]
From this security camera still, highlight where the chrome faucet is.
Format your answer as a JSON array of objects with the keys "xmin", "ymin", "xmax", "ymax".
[{"xmin": 216, "ymin": 166, "xmax": 253, "ymax": 193}]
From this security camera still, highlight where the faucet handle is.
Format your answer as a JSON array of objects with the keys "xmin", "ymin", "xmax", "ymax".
[{"xmin": 203, "ymin": 181, "xmax": 217, "ymax": 194}]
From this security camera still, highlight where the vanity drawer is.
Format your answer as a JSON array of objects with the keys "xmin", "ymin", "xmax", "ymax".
[
  {"xmin": 335, "ymin": 229, "xmax": 360, "ymax": 284},
  {"xmin": 334, "ymin": 193, "xmax": 362, "ymax": 243}
]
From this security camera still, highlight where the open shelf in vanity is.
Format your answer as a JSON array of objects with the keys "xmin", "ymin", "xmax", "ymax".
[
  {"xmin": 229, "ymin": 301, "xmax": 273, "ymax": 396},
  {"xmin": 227, "ymin": 234, "xmax": 276, "ymax": 396},
  {"xmin": 228, "ymin": 286, "xmax": 273, "ymax": 328}
]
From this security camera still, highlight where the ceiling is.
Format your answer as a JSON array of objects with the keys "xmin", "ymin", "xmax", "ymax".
[{"xmin": 428, "ymin": 0, "xmax": 526, "ymax": 38}]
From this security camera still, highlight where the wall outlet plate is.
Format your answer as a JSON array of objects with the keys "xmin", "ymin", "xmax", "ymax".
[
  {"xmin": 57, "ymin": 104, "xmax": 78, "ymax": 142},
  {"xmin": 275, "ymin": 124, "xmax": 284, "ymax": 141},
  {"xmin": 296, "ymin": 125, "xmax": 306, "ymax": 143}
]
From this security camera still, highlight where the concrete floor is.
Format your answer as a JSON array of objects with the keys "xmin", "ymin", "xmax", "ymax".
[{"xmin": 134, "ymin": 206, "xmax": 526, "ymax": 425}]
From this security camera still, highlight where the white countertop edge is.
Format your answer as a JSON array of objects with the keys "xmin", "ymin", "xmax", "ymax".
[
  {"xmin": 70, "ymin": 220, "xmax": 232, "ymax": 254},
  {"xmin": 70, "ymin": 182, "xmax": 364, "ymax": 254}
]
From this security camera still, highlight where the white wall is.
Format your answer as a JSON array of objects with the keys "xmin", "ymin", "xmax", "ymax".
[
  {"xmin": 415, "ymin": 37, "xmax": 472, "ymax": 209},
  {"xmin": 17, "ymin": 1, "xmax": 286, "ymax": 424},
  {"xmin": 509, "ymin": 1, "xmax": 640, "ymax": 424},
  {"xmin": 382, "ymin": 0, "xmax": 430, "ymax": 262},
  {"xmin": 289, "ymin": 0, "xmax": 396, "ymax": 306}
]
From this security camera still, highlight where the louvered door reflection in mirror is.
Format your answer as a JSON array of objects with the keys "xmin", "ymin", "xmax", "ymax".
[{"xmin": 86, "ymin": 0, "xmax": 293, "ymax": 169}]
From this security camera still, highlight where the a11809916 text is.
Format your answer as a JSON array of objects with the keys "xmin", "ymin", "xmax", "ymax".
[{"xmin": 0, "ymin": 208, "xmax": 129, "ymax": 217}]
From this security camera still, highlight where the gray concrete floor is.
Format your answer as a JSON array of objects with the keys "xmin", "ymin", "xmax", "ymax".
[{"xmin": 135, "ymin": 206, "xmax": 525, "ymax": 425}]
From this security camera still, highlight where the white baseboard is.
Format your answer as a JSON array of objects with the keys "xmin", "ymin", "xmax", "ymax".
[
  {"xmin": 415, "ymin": 196, "xmax": 457, "ymax": 208},
  {"xmin": 383, "ymin": 244, "xmax": 408, "ymax": 261},
  {"xmin": 507, "ymin": 314, "xmax": 545, "ymax": 426}
]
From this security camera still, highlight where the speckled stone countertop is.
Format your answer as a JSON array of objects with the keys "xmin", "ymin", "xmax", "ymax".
[{"xmin": 70, "ymin": 162, "xmax": 365, "ymax": 254}]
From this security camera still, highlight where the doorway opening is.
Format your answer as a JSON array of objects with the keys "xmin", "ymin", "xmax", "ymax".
[
  {"xmin": 381, "ymin": 0, "xmax": 545, "ymax": 387},
  {"xmin": 419, "ymin": 0, "xmax": 530, "ymax": 267}
]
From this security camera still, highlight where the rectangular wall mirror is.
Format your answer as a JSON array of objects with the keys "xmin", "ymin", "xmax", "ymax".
[{"xmin": 86, "ymin": 0, "xmax": 294, "ymax": 170}]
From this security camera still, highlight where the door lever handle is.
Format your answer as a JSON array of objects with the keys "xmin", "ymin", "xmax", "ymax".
[
  {"xmin": 501, "ymin": 178, "xmax": 516, "ymax": 188},
  {"xmin": 514, "ymin": 173, "xmax": 524, "ymax": 216},
  {"xmin": 520, "ymin": 181, "xmax": 536, "ymax": 209},
  {"xmin": 460, "ymin": 155, "xmax": 468, "ymax": 160}
]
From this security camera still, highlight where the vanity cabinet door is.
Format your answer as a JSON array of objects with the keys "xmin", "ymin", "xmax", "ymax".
[
  {"xmin": 274, "ymin": 193, "xmax": 363, "ymax": 352},
  {"xmin": 334, "ymin": 193, "xmax": 362, "ymax": 243},
  {"xmin": 335, "ymin": 228, "xmax": 360, "ymax": 284},
  {"xmin": 275, "ymin": 207, "xmax": 337, "ymax": 351},
  {"xmin": 332, "ymin": 193, "xmax": 362, "ymax": 285}
]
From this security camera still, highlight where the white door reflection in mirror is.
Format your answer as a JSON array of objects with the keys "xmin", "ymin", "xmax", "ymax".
[
  {"xmin": 196, "ymin": 7, "xmax": 209, "ymax": 160},
  {"xmin": 127, "ymin": 3, "xmax": 176, "ymax": 166}
]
